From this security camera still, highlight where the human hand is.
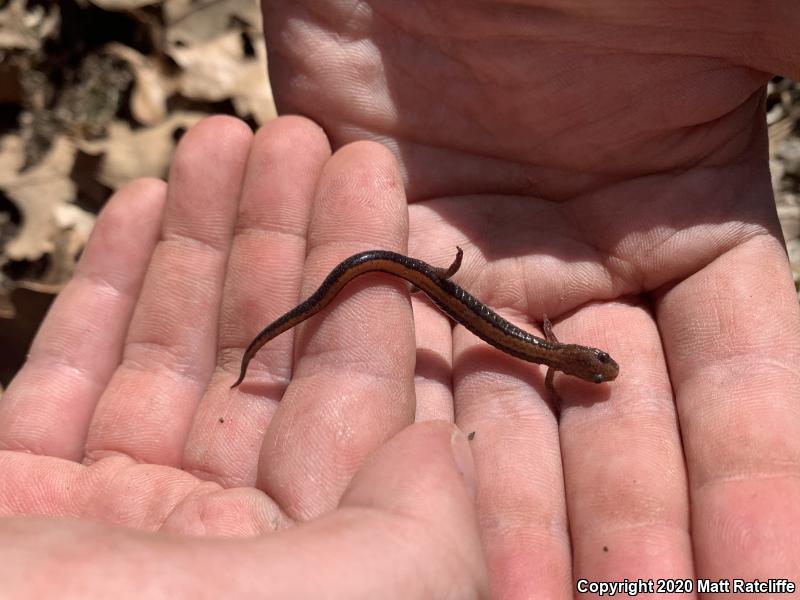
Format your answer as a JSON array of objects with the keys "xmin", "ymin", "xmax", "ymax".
[
  {"xmin": 0, "ymin": 117, "xmax": 487, "ymax": 598},
  {"xmin": 262, "ymin": 1, "xmax": 800, "ymax": 596}
]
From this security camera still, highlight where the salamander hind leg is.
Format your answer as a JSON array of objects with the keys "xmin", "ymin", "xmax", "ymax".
[
  {"xmin": 411, "ymin": 246, "xmax": 463, "ymax": 292},
  {"xmin": 438, "ymin": 246, "xmax": 463, "ymax": 279}
]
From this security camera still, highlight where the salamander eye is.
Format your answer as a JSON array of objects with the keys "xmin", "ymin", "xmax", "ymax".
[
  {"xmin": 592, "ymin": 373, "xmax": 604, "ymax": 384},
  {"xmin": 597, "ymin": 351, "xmax": 611, "ymax": 364}
]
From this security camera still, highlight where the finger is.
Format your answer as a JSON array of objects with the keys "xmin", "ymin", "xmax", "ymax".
[
  {"xmin": 85, "ymin": 116, "xmax": 252, "ymax": 466},
  {"xmin": 183, "ymin": 116, "xmax": 331, "ymax": 487},
  {"xmin": 323, "ymin": 421, "xmax": 485, "ymax": 596},
  {"xmin": 410, "ymin": 291, "xmax": 456, "ymax": 422},
  {"xmin": 260, "ymin": 423, "xmax": 484, "ymax": 596},
  {"xmin": 557, "ymin": 305, "xmax": 694, "ymax": 588},
  {"xmin": 0, "ymin": 179, "xmax": 165, "ymax": 460},
  {"xmin": 0, "ymin": 423, "xmax": 487, "ymax": 598},
  {"xmin": 658, "ymin": 237, "xmax": 800, "ymax": 580},
  {"xmin": 407, "ymin": 221, "xmax": 462, "ymax": 422},
  {"xmin": 259, "ymin": 141, "xmax": 415, "ymax": 518},
  {"xmin": 0, "ymin": 445, "xmax": 286, "ymax": 535},
  {"xmin": 453, "ymin": 309, "xmax": 572, "ymax": 598}
]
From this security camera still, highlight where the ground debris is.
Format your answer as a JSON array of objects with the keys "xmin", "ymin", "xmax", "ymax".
[{"xmin": 0, "ymin": 0, "xmax": 274, "ymax": 384}]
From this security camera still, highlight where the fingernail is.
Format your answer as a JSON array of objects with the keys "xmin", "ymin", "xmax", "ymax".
[{"xmin": 450, "ymin": 426, "xmax": 477, "ymax": 499}]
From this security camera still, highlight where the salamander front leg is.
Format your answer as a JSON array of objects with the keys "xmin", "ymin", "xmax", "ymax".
[{"xmin": 542, "ymin": 314, "xmax": 563, "ymax": 412}]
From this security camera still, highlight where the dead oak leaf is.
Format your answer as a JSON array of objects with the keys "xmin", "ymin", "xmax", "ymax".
[
  {"xmin": 0, "ymin": 0, "xmax": 59, "ymax": 52},
  {"xmin": 164, "ymin": 0, "xmax": 263, "ymax": 46},
  {"xmin": 1, "ymin": 134, "xmax": 80, "ymax": 262},
  {"xmin": 168, "ymin": 29, "xmax": 275, "ymax": 124},
  {"xmin": 77, "ymin": 112, "xmax": 206, "ymax": 189},
  {"xmin": 106, "ymin": 42, "xmax": 178, "ymax": 126}
]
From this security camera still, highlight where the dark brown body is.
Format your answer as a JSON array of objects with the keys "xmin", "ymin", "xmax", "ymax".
[{"xmin": 232, "ymin": 248, "xmax": 619, "ymax": 388}]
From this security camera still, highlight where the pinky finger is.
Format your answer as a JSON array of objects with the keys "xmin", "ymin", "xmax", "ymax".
[{"xmin": 0, "ymin": 179, "xmax": 166, "ymax": 461}]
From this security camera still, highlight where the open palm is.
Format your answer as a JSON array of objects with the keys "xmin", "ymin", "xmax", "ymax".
[
  {"xmin": 261, "ymin": 1, "xmax": 800, "ymax": 594},
  {"xmin": 2, "ymin": 1, "xmax": 799, "ymax": 597}
]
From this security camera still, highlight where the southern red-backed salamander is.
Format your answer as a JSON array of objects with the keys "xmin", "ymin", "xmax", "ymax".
[{"xmin": 231, "ymin": 248, "xmax": 619, "ymax": 390}]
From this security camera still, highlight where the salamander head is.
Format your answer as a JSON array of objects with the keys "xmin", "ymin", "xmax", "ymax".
[{"xmin": 560, "ymin": 346, "xmax": 619, "ymax": 383}]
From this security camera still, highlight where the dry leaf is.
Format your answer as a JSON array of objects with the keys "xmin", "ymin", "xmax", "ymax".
[
  {"xmin": 169, "ymin": 30, "xmax": 275, "ymax": 124},
  {"xmin": 2, "ymin": 135, "xmax": 78, "ymax": 262},
  {"xmin": 0, "ymin": 133, "xmax": 26, "ymax": 185},
  {"xmin": 106, "ymin": 42, "xmax": 176, "ymax": 125},
  {"xmin": 164, "ymin": 0, "xmax": 262, "ymax": 46},
  {"xmin": 77, "ymin": 111, "xmax": 206, "ymax": 189},
  {"xmin": 0, "ymin": 0, "xmax": 58, "ymax": 52},
  {"xmin": 50, "ymin": 203, "xmax": 96, "ymax": 279}
]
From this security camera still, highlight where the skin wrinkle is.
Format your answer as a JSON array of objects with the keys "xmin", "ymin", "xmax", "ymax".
[
  {"xmin": 157, "ymin": 235, "xmax": 228, "ymax": 265},
  {"xmin": 72, "ymin": 266, "xmax": 137, "ymax": 304},
  {"xmin": 677, "ymin": 386, "xmax": 800, "ymax": 484},
  {"xmin": 561, "ymin": 208, "xmax": 625, "ymax": 298},
  {"xmin": 225, "ymin": 345, "xmax": 293, "ymax": 385},
  {"xmin": 680, "ymin": 356, "xmax": 800, "ymax": 407},
  {"xmin": 435, "ymin": 56, "xmax": 738, "ymax": 169},
  {"xmin": 117, "ymin": 349, "xmax": 207, "ymax": 385},
  {"xmin": 19, "ymin": 360, "xmax": 103, "ymax": 397},
  {"xmin": 106, "ymin": 465, "xmax": 209, "ymax": 524},
  {"xmin": 231, "ymin": 222, "xmax": 308, "ymax": 243},
  {"xmin": 217, "ymin": 342, "xmax": 294, "ymax": 384},
  {"xmin": 295, "ymin": 355, "xmax": 408, "ymax": 391},
  {"xmin": 30, "ymin": 329, "xmax": 116, "ymax": 371},
  {"xmin": 77, "ymin": 456, "xmax": 136, "ymax": 513},
  {"xmin": 635, "ymin": 222, "xmax": 772, "ymax": 293},
  {"xmin": 708, "ymin": 87, "xmax": 768, "ymax": 163},
  {"xmin": 697, "ymin": 470, "xmax": 800, "ymax": 489},
  {"xmin": 161, "ymin": 480, "xmax": 230, "ymax": 535}
]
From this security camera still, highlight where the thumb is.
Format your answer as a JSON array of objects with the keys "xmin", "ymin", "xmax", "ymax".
[
  {"xmin": 250, "ymin": 420, "xmax": 487, "ymax": 598},
  {"xmin": 0, "ymin": 422, "xmax": 488, "ymax": 599},
  {"xmin": 336, "ymin": 419, "xmax": 487, "ymax": 597},
  {"xmin": 344, "ymin": 419, "xmax": 478, "ymax": 511}
]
